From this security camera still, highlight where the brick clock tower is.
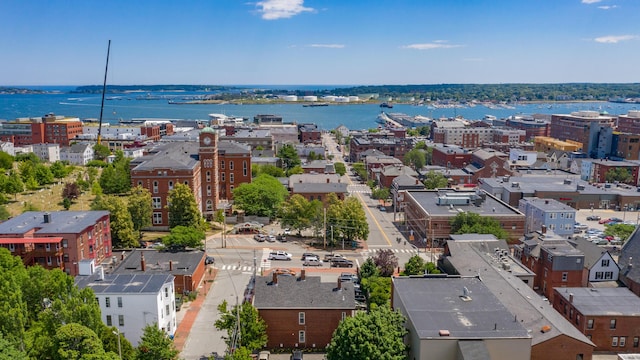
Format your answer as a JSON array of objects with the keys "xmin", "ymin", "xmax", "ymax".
[{"xmin": 199, "ymin": 128, "xmax": 219, "ymax": 219}]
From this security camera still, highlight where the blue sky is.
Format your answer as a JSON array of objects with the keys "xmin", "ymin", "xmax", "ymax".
[{"xmin": 1, "ymin": 0, "xmax": 638, "ymax": 86}]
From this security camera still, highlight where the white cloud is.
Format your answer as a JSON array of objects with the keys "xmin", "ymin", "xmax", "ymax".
[
  {"xmin": 256, "ymin": 0, "xmax": 314, "ymax": 20},
  {"xmin": 594, "ymin": 35, "xmax": 637, "ymax": 43},
  {"xmin": 597, "ymin": 5, "xmax": 617, "ymax": 9},
  {"xmin": 307, "ymin": 44, "xmax": 345, "ymax": 48},
  {"xmin": 581, "ymin": 0, "xmax": 602, "ymax": 4},
  {"xmin": 403, "ymin": 41, "xmax": 462, "ymax": 50}
]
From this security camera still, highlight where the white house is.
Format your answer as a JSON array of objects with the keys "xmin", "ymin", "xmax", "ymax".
[
  {"xmin": 75, "ymin": 265, "xmax": 176, "ymax": 346},
  {"xmin": 60, "ymin": 143, "xmax": 94, "ymax": 165},
  {"xmin": 572, "ymin": 237, "xmax": 620, "ymax": 283},
  {"xmin": 32, "ymin": 143, "xmax": 61, "ymax": 162},
  {"xmin": 0, "ymin": 141, "xmax": 15, "ymax": 156}
]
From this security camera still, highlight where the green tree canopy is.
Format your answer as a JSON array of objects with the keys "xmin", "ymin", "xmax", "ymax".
[
  {"xmin": 334, "ymin": 162, "xmax": 346, "ymax": 176},
  {"xmin": 279, "ymin": 194, "xmax": 322, "ymax": 236},
  {"xmin": 214, "ymin": 300, "xmax": 267, "ymax": 353},
  {"xmin": 98, "ymin": 154, "xmax": 131, "ymax": 194},
  {"xmin": 162, "ymin": 226, "xmax": 204, "ymax": 249},
  {"xmin": 50, "ymin": 323, "xmax": 115, "ymax": 360},
  {"xmin": 450, "ymin": 212, "xmax": 508, "ymax": 240},
  {"xmin": 403, "ymin": 148, "xmax": 426, "ymax": 172},
  {"xmin": 326, "ymin": 306, "xmax": 408, "ymax": 360},
  {"xmin": 252, "ymin": 164, "xmax": 285, "ymax": 178},
  {"xmin": 93, "ymin": 144, "xmax": 111, "ymax": 161},
  {"xmin": 233, "ymin": 174, "xmax": 288, "ymax": 218},
  {"xmin": 403, "ymin": 254, "xmax": 440, "ymax": 275},
  {"xmin": 0, "ymin": 151, "xmax": 14, "ymax": 169},
  {"xmin": 276, "ymin": 144, "xmax": 301, "ymax": 171},
  {"xmin": 91, "ymin": 195, "xmax": 139, "ymax": 248},
  {"xmin": 327, "ymin": 195, "xmax": 369, "ymax": 244},
  {"xmin": 135, "ymin": 324, "xmax": 179, "ymax": 360},
  {"xmin": 167, "ymin": 183, "xmax": 203, "ymax": 230},
  {"xmin": 605, "ymin": 167, "xmax": 633, "ymax": 184},
  {"xmin": 423, "ymin": 170, "xmax": 449, "ymax": 189},
  {"xmin": 127, "ymin": 186, "xmax": 152, "ymax": 232}
]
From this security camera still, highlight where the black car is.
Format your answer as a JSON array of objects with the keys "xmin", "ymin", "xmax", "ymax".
[
  {"xmin": 331, "ymin": 258, "xmax": 354, "ymax": 268},
  {"xmin": 586, "ymin": 215, "xmax": 601, "ymax": 221},
  {"xmin": 205, "ymin": 256, "xmax": 215, "ymax": 265}
]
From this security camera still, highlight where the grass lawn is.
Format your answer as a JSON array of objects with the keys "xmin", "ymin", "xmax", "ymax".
[{"xmin": 5, "ymin": 180, "xmax": 97, "ymax": 217}]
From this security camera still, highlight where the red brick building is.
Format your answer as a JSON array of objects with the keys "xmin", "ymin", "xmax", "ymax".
[
  {"xmin": 217, "ymin": 140, "xmax": 251, "ymax": 202},
  {"xmin": 550, "ymin": 111, "xmax": 616, "ymax": 157},
  {"xmin": 0, "ymin": 211, "xmax": 112, "ymax": 276},
  {"xmin": 553, "ymin": 287, "xmax": 640, "ymax": 353},
  {"xmin": 0, "ymin": 113, "xmax": 83, "ymax": 146},
  {"xmin": 298, "ymin": 123, "xmax": 322, "ymax": 144},
  {"xmin": 431, "ymin": 144, "xmax": 472, "ymax": 169},
  {"xmin": 586, "ymin": 159, "xmax": 639, "ymax": 185},
  {"xmin": 141, "ymin": 122, "xmax": 175, "ymax": 141},
  {"xmin": 514, "ymin": 233, "xmax": 585, "ymax": 302},
  {"xmin": 253, "ymin": 271, "xmax": 356, "ymax": 350},
  {"xmin": 616, "ymin": 110, "xmax": 640, "ymax": 134}
]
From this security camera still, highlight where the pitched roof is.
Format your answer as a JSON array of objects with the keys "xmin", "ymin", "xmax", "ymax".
[
  {"xmin": 253, "ymin": 275, "xmax": 356, "ymax": 310},
  {"xmin": 292, "ymin": 182, "xmax": 348, "ymax": 194},
  {"xmin": 0, "ymin": 211, "xmax": 109, "ymax": 235},
  {"xmin": 131, "ymin": 142, "xmax": 199, "ymax": 171},
  {"xmin": 571, "ymin": 237, "xmax": 615, "ymax": 269},
  {"xmin": 620, "ymin": 226, "xmax": 640, "ymax": 285},
  {"xmin": 76, "ymin": 273, "xmax": 174, "ymax": 294},
  {"xmin": 218, "ymin": 140, "xmax": 251, "ymax": 155}
]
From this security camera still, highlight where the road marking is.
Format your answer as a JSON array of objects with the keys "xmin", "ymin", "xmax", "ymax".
[{"xmin": 345, "ymin": 172, "xmax": 392, "ymax": 246}]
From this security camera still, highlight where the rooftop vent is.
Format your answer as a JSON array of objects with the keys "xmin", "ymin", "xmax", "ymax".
[
  {"xmin": 541, "ymin": 325, "xmax": 552, "ymax": 333},
  {"xmin": 439, "ymin": 329, "xmax": 450, "ymax": 337}
]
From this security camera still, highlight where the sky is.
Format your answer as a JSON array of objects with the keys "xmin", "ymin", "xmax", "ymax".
[{"xmin": 1, "ymin": 0, "xmax": 639, "ymax": 86}]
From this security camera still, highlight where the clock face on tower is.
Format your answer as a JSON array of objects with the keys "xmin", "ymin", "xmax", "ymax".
[{"xmin": 203, "ymin": 136, "xmax": 212, "ymax": 145}]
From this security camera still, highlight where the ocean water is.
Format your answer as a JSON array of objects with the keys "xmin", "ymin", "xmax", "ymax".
[{"xmin": 1, "ymin": 89, "xmax": 639, "ymax": 130}]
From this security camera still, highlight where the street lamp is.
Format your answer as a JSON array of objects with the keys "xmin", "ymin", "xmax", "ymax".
[{"xmin": 112, "ymin": 328, "xmax": 122, "ymax": 360}]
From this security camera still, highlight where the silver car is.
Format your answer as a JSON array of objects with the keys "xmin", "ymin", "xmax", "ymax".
[{"xmin": 268, "ymin": 251, "xmax": 292, "ymax": 261}]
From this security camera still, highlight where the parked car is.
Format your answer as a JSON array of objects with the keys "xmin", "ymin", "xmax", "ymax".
[
  {"xmin": 598, "ymin": 218, "xmax": 612, "ymax": 224},
  {"xmin": 355, "ymin": 293, "xmax": 367, "ymax": 302},
  {"xmin": 324, "ymin": 253, "xmax": 346, "ymax": 262},
  {"xmin": 205, "ymin": 256, "xmax": 215, "ymax": 265},
  {"xmin": 291, "ymin": 350, "xmax": 303, "ymax": 360},
  {"xmin": 378, "ymin": 205, "xmax": 386, "ymax": 211},
  {"xmin": 586, "ymin": 215, "xmax": 601, "ymax": 221},
  {"xmin": 340, "ymin": 272, "xmax": 357, "ymax": 282},
  {"xmin": 331, "ymin": 258, "xmax": 354, "ymax": 268},
  {"xmin": 283, "ymin": 228, "xmax": 291, "ymax": 235},
  {"xmin": 258, "ymin": 351, "xmax": 270, "ymax": 360},
  {"xmin": 267, "ymin": 234, "xmax": 276, "ymax": 242},
  {"xmin": 301, "ymin": 252, "xmax": 318, "ymax": 261},
  {"xmin": 303, "ymin": 258, "xmax": 323, "ymax": 266},
  {"xmin": 254, "ymin": 234, "xmax": 266, "ymax": 242},
  {"xmin": 268, "ymin": 251, "xmax": 292, "ymax": 261},
  {"xmin": 574, "ymin": 223, "xmax": 588, "ymax": 230}
]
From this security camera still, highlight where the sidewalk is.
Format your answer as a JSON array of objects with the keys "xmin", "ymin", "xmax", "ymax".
[{"xmin": 173, "ymin": 267, "xmax": 218, "ymax": 351}]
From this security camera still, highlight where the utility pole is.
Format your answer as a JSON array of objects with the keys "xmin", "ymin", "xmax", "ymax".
[{"xmin": 323, "ymin": 207, "xmax": 327, "ymax": 249}]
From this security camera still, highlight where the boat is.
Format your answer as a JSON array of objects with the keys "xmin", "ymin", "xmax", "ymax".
[
  {"xmin": 303, "ymin": 103, "xmax": 329, "ymax": 107},
  {"xmin": 380, "ymin": 102, "xmax": 393, "ymax": 108}
]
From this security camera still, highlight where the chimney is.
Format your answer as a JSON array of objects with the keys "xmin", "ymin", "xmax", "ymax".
[
  {"xmin": 140, "ymin": 252, "xmax": 146, "ymax": 272},
  {"xmin": 272, "ymin": 271, "xmax": 278, "ymax": 284},
  {"xmin": 169, "ymin": 260, "xmax": 173, "ymax": 271},
  {"xmin": 43, "ymin": 213, "xmax": 51, "ymax": 223},
  {"xmin": 541, "ymin": 225, "xmax": 547, "ymax": 234},
  {"xmin": 416, "ymin": 179, "xmax": 419, "ymax": 185},
  {"xmin": 337, "ymin": 278, "xmax": 342, "ymax": 290},
  {"xmin": 569, "ymin": 293, "xmax": 574, "ymax": 303},
  {"xmin": 300, "ymin": 269, "xmax": 306, "ymax": 281},
  {"xmin": 99, "ymin": 266, "xmax": 105, "ymax": 281}
]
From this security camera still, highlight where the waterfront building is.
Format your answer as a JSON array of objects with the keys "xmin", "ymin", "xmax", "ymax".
[
  {"xmin": 580, "ymin": 159, "xmax": 639, "ymax": 185},
  {"xmin": 616, "ymin": 110, "xmax": 640, "ymax": 134},
  {"xmin": 534, "ymin": 136, "xmax": 582, "ymax": 153},
  {"xmin": 0, "ymin": 113, "xmax": 83, "ymax": 146},
  {"xmin": 550, "ymin": 111, "xmax": 616, "ymax": 158}
]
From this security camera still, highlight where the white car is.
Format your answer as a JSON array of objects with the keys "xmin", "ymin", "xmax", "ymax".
[
  {"xmin": 283, "ymin": 228, "xmax": 291, "ymax": 235},
  {"xmin": 268, "ymin": 251, "xmax": 292, "ymax": 261},
  {"xmin": 303, "ymin": 258, "xmax": 323, "ymax": 266},
  {"xmin": 267, "ymin": 234, "xmax": 276, "ymax": 242}
]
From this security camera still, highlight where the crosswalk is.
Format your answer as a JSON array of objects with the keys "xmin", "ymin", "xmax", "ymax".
[
  {"xmin": 348, "ymin": 185, "xmax": 371, "ymax": 194},
  {"xmin": 217, "ymin": 265, "xmax": 256, "ymax": 272},
  {"xmin": 362, "ymin": 248, "xmax": 419, "ymax": 256}
]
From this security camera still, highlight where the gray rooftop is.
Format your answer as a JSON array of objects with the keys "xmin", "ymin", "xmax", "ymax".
[
  {"xmin": 131, "ymin": 142, "xmax": 199, "ymax": 171},
  {"xmin": 0, "ymin": 211, "xmax": 109, "ymax": 235},
  {"xmin": 253, "ymin": 275, "xmax": 356, "ymax": 310},
  {"xmin": 406, "ymin": 189, "xmax": 522, "ymax": 217},
  {"xmin": 76, "ymin": 273, "xmax": 174, "ymax": 294},
  {"xmin": 519, "ymin": 197, "xmax": 576, "ymax": 212},
  {"xmin": 554, "ymin": 287, "xmax": 640, "ymax": 316},
  {"xmin": 381, "ymin": 165, "xmax": 418, "ymax": 177},
  {"xmin": 233, "ymin": 129, "xmax": 271, "ymax": 138},
  {"xmin": 393, "ymin": 276, "xmax": 529, "ymax": 339},
  {"xmin": 289, "ymin": 174, "xmax": 342, "ymax": 187},
  {"xmin": 292, "ymin": 182, "xmax": 348, "ymax": 194},
  {"xmin": 110, "ymin": 249, "xmax": 204, "ymax": 277},
  {"xmin": 620, "ymin": 226, "xmax": 640, "ymax": 284},
  {"xmin": 442, "ymin": 238, "xmax": 593, "ymax": 347},
  {"xmin": 571, "ymin": 237, "xmax": 615, "ymax": 269},
  {"xmin": 392, "ymin": 174, "xmax": 424, "ymax": 188},
  {"xmin": 218, "ymin": 140, "xmax": 251, "ymax": 155}
]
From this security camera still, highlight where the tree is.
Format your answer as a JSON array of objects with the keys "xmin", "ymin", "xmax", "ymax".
[
  {"xmin": 135, "ymin": 324, "xmax": 179, "ymax": 360},
  {"xmin": 403, "ymin": 148, "xmax": 426, "ymax": 172},
  {"xmin": 277, "ymin": 144, "xmax": 301, "ymax": 171},
  {"xmin": 50, "ymin": 161, "xmax": 70, "ymax": 180},
  {"xmin": 334, "ymin": 162, "xmax": 346, "ymax": 176},
  {"xmin": 450, "ymin": 212, "xmax": 508, "ymax": 240},
  {"xmin": 0, "ymin": 334, "xmax": 28, "ymax": 360},
  {"xmin": 605, "ymin": 167, "xmax": 633, "ymax": 184},
  {"xmin": 252, "ymin": 164, "xmax": 285, "ymax": 178},
  {"xmin": 279, "ymin": 195, "xmax": 319, "ymax": 235},
  {"xmin": 18, "ymin": 161, "xmax": 36, "ymax": 184},
  {"xmin": 127, "ymin": 186, "xmax": 152, "ymax": 232},
  {"xmin": 93, "ymin": 144, "xmax": 111, "ymax": 161},
  {"xmin": 162, "ymin": 226, "xmax": 204, "ymax": 249},
  {"xmin": 214, "ymin": 301, "xmax": 267, "ymax": 353},
  {"xmin": 326, "ymin": 196, "xmax": 369, "ymax": 245},
  {"xmin": 351, "ymin": 162, "xmax": 367, "ymax": 180},
  {"xmin": 371, "ymin": 187, "xmax": 390, "ymax": 200},
  {"xmin": 91, "ymin": 195, "xmax": 139, "ymax": 248},
  {"xmin": 326, "ymin": 306, "xmax": 407, "ymax": 360},
  {"xmin": 372, "ymin": 249, "xmax": 398, "ymax": 277},
  {"xmin": 62, "ymin": 182, "xmax": 81, "ymax": 201},
  {"xmin": 50, "ymin": 323, "xmax": 113, "ymax": 360},
  {"xmin": 167, "ymin": 183, "xmax": 203, "ymax": 229},
  {"xmin": 359, "ymin": 258, "xmax": 379, "ymax": 279},
  {"xmin": 98, "ymin": 155, "xmax": 131, "ymax": 195},
  {"xmin": 403, "ymin": 254, "xmax": 440, "ymax": 275},
  {"xmin": 286, "ymin": 165, "xmax": 304, "ymax": 177},
  {"xmin": 0, "ymin": 151, "xmax": 14, "ymax": 169},
  {"xmin": 0, "ymin": 205, "xmax": 10, "ymax": 220},
  {"xmin": 423, "ymin": 170, "xmax": 449, "ymax": 189},
  {"xmin": 233, "ymin": 174, "xmax": 288, "ymax": 218},
  {"xmin": 34, "ymin": 164, "xmax": 54, "ymax": 186},
  {"xmin": 362, "ymin": 276, "xmax": 392, "ymax": 308}
]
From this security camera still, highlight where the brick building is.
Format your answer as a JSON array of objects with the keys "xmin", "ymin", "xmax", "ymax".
[
  {"xmin": 553, "ymin": 287, "xmax": 640, "ymax": 353},
  {"xmin": 348, "ymin": 131, "xmax": 410, "ymax": 162},
  {"xmin": 217, "ymin": 140, "xmax": 251, "ymax": 202},
  {"xmin": 616, "ymin": 110, "xmax": 640, "ymax": 134},
  {"xmin": 0, "ymin": 211, "xmax": 112, "ymax": 276},
  {"xmin": 431, "ymin": 144, "xmax": 472, "ymax": 169},
  {"xmin": 503, "ymin": 114, "xmax": 551, "ymax": 140},
  {"xmin": 550, "ymin": 111, "xmax": 616, "ymax": 158},
  {"xmin": 581, "ymin": 159, "xmax": 639, "ymax": 185},
  {"xmin": 253, "ymin": 271, "xmax": 356, "ymax": 350},
  {"xmin": 514, "ymin": 231, "xmax": 585, "ymax": 302},
  {"xmin": 0, "ymin": 113, "xmax": 83, "ymax": 146},
  {"xmin": 298, "ymin": 123, "xmax": 321, "ymax": 144}
]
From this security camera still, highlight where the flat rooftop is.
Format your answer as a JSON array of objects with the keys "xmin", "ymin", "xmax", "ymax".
[
  {"xmin": 554, "ymin": 287, "xmax": 640, "ymax": 316},
  {"xmin": 406, "ymin": 190, "xmax": 522, "ymax": 217}
]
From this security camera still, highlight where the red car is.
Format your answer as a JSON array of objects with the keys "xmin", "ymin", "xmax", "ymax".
[{"xmin": 598, "ymin": 218, "xmax": 611, "ymax": 224}]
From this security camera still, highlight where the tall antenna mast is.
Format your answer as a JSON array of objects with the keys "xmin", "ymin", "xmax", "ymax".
[{"xmin": 97, "ymin": 39, "xmax": 111, "ymax": 145}]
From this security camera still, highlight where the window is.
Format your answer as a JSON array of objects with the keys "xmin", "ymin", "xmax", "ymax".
[
  {"xmin": 610, "ymin": 319, "xmax": 617, "ymax": 329},
  {"xmin": 633, "ymin": 337, "xmax": 639, "ymax": 347},
  {"xmin": 576, "ymin": 314, "xmax": 580, "ymax": 325},
  {"xmin": 544, "ymin": 268, "xmax": 548, "ymax": 278},
  {"xmin": 206, "ymin": 200, "xmax": 213, "ymax": 211},
  {"xmin": 138, "ymin": 181, "xmax": 143, "ymax": 186},
  {"xmin": 230, "ymin": 173, "xmax": 234, "ymax": 183},
  {"xmin": 569, "ymin": 308, "xmax": 574, "ymax": 319},
  {"xmin": 298, "ymin": 312, "xmax": 305, "ymax": 325},
  {"xmin": 221, "ymin": 161, "xmax": 225, "ymax": 169},
  {"xmin": 612, "ymin": 337, "xmax": 618, "ymax": 347},
  {"xmin": 601, "ymin": 259, "xmax": 610, "ymax": 267},
  {"xmin": 562, "ymin": 272, "xmax": 568, "ymax": 282},
  {"xmin": 549, "ymin": 212, "xmax": 557, "ymax": 219},
  {"xmin": 587, "ymin": 319, "xmax": 594, "ymax": 329},
  {"xmin": 165, "ymin": 287, "xmax": 169, "ymax": 297},
  {"xmin": 298, "ymin": 330, "xmax": 305, "ymax": 343},
  {"xmin": 207, "ymin": 185, "xmax": 212, "ymax": 196},
  {"xmin": 152, "ymin": 197, "xmax": 162, "ymax": 209},
  {"xmin": 118, "ymin": 315, "xmax": 124, "ymax": 326},
  {"xmin": 117, "ymin": 297, "xmax": 122, "ymax": 308},
  {"xmin": 620, "ymin": 337, "xmax": 626, "ymax": 347},
  {"xmin": 243, "ymin": 161, "xmax": 247, "ymax": 176},
  {"xmin": 153, "ymin": 213, "xmax": 163, "ymax": 225},
  {"xmin": 105, "ymin": 297, "xmax": 111, "ymax": 308},
  {"xmin": 605, "ymin": 272, "xmax": 614, "ymax": 280},
  {"xmin": 106, "ymin": 315, "xmax": 112, "ymax": 326},
  {"xmin": 168, "ymin": 181, "xmax": 174, "ymax": 190},
  {"xmin": 229, "ymin": 161, "xmax": 234, "ymax": 170},
  {"xmin": 206, "ymin": 171, "xmax": 211, "ymax": 182},
  {"xmin": 166, "ymin": 304, "xmax": 170, "ymax": 316},
  {"xmin": 153, "ymin": 181, "xmax": 159, "ymax": 193},
  {"xmin": 342, "ymin": 312, "xmax": 346, "ymax": 321},
  {"xmin": 221, "ymin": 172, "xmax": 225, "ymax": 182},
  {"xmin": 595, "ymin": 272, "xmax": 604, "ymax": 280}
]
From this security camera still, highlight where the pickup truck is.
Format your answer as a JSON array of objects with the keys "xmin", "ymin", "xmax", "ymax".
[{"xmin": 324, "ymin": 253, "xmax": 346, "ymax": 262}]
